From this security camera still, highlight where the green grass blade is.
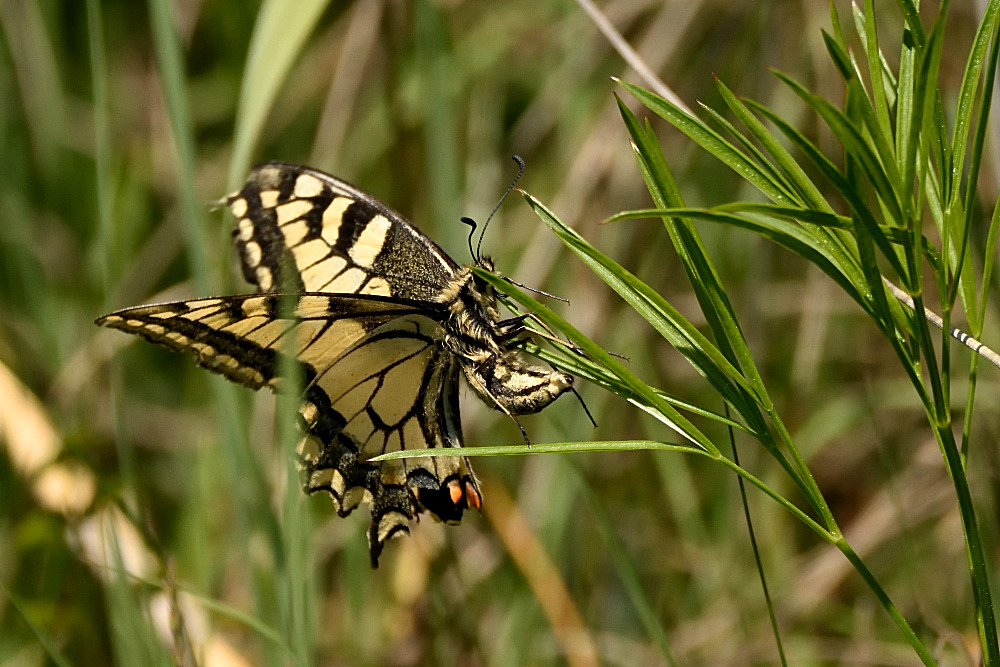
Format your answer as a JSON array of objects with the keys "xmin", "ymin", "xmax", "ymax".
[
  {"xmin": 608, "ymin": 207, "xmax": 862, "ymax": 304},
  {"xmin": 522, "ymin": 342, "xmax": 752, "ymax": 434},
  {"xmin": 697, "ymin": 102, "xmax": 800, "ymax": 204},
  {"xmin": 950, "ymin": 0, "xmax": 1000, "ymax": 206},
  {"xmin": 859, "ymin": 0, "xmax": 895, "ymax": 138},
  {"xmin": 370, "ymin": 441, "xmax": 706, "ymax": 460},
  {"xmin": 516, "ymin": 193, "xmax": 761, "ymax": 424},
  {"xmin": 618, "ymin": 81, "xmax": 793, "ymax": 206},
  {"xmin": 713, "ymin": 80, "xmax": 828, "ymax": 212},
  {"xmin": 897, "ymin": 0, "xmax": 926, "ymax": 46},
  {"xmin": 228, "ymin": 0, "xmax": 332, "ymax": 190},
  {"xmin": 821, "ymin": 29, "xmax": 857, "ymax": 83},
  {"xmin": 481, "ymin": 266, "xmax": 718, "ymax": 453},
  {"xmin": 618, "ymin": 98, "xmax": 774, "ymax": 421},
  {"xmin": 0, "ymin": 579, "xmax": 74, "ymax": 667},
  {"xmin": 774, "ymin": 71, "xmax": 905, "ymax": 235}
]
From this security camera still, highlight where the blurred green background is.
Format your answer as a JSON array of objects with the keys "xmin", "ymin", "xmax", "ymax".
[{"xmin": 1, "ymin": 0, "xmax": 998, "ymax": 664}]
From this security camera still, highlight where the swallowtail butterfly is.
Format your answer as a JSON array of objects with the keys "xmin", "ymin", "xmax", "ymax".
[{"xmin": 96, "ymin": 162, "xmax": 572, "ymax": 566}]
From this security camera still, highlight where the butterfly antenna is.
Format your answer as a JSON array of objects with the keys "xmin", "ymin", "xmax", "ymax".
[
  {"xmin": 502, "ymin": 276, "xmax": 570, "ymax": 303},
  {"xmin": 475, "ymin": 154, "xmax": 526, "ymax": 264},
  {"xmin": 461, "ymin": 216, "xmax": 479, "ymax": 263}
]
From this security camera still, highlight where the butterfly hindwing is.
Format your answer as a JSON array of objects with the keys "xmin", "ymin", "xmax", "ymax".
[
  {"xmin": 296, "ymin": 314, "xmax": 479, "ymax": 566},
  {"xmin": 227, "ymin": 162, "xmax": 458, "ymax": 300}
]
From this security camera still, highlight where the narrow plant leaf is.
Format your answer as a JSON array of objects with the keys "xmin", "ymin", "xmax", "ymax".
[
  {"xmin": 697, "ymin": 101, "xmax": 799, "ymax": 204},
  {"xmin": 618, "ymin": 99, "xmax": 774, "ymax": 422},
  {"xmin": 369, "ymin": 441, "xmax": 707, "ymax": 461},
  {"xmin": 618, "ymin": 81, "xmax": 793, "ymax": 206},
  {"xmin": 714, "ymin": 79, "xmax": 828, "ymax": 212},
  {"xmin": 775, "ymin": 71, "xmax": 905, "ymax": 231},
  {"xmin": 518, "ymin": 192, "xmax": 761, "ymax": 422},
  {"xmin": 522, "ymin": 342, "xmax": 751, "ymax": 433},
  {"xmin": 821, "ymin": 30, "xmax": 856, "ymax": 83},
  {"xmin": 950, "ymin": 0, "xmax": 1000, "ymax": 202},
  {"xmin": 228, "ymin": 0, "xmax": 332, "ymax": 189},
  {"xmin": 607, "ymin": 207, "xmax": 863, "ymax": 304},
  {"xmin": 858, "ymin": 0, "xmax": 895, "ymax": 135}
]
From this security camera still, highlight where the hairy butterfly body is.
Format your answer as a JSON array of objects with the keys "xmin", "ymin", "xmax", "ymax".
[{"xmin": 96, "ymin": 162, "xmax": 572, "ymax": 566}]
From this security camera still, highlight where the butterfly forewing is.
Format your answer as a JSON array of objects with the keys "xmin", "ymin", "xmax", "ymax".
[
  {"xmin": 96, "ymin": 294, "xmax": 429, "ymax": 390},
  {"xmin": 227, "ymin": 162, "xmax": 457, "ymax": 300}
]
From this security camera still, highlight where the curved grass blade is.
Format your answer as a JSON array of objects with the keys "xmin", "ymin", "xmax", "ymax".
[{"xmin": 228, "ymin": 0, "xmax": 332, "ymax": 189}]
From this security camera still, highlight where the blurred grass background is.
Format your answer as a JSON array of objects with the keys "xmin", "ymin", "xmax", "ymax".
[{"xmin": 1, "ymin": 0, "xmax": 999, "ymax": 664}]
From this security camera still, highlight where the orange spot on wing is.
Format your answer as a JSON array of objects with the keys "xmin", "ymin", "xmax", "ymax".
[
  {"xmin": 448, "ymin": 479, "xmax": 463, "ymax": 505},
  {"xmin": 465, "ymin": 480, "xmax": 482, "ymax": 510}
]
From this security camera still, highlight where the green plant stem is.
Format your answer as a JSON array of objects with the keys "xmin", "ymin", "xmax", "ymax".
[
  {"xmin": 835, "ymin": 540, "xmax": 935, "ymax": 666},
  {"xmin": 935, "ymin": 422, "xmax": 999, "ymax": 664}
]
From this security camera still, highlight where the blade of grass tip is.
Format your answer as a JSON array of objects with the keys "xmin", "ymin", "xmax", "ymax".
[
  {"xmin": 228, "ymin": 0, "xmax": 332, "ymax": 190},
  {"xmin": 713, "ymin": 79, "xmax": 827, "ymax": 212},
  {"xmin": 829, "ymin": 0, "xmax": 846, "ymax": 50},
  {"xmin": 616, "ymin": 98, "xmax": 773, "ymax": 419},
  {"xmin": 858, "ymin": 0, "xmax": 894, "ymax": 136},
  {"xmin": 821, "ymin": 29, "xmax": 857, "ymax": 83},
  {"xmin": 618, "ymin": 82, "xmax": 793, "ymax": 206},
  {"xmin": 697, "ymin": 102, "xmax": 800, "ymax": 205}
]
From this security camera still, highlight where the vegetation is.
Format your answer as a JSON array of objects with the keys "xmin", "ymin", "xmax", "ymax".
[{"xmin": 1, "ymin": 1, "xmax": 998, "ymax": 664}]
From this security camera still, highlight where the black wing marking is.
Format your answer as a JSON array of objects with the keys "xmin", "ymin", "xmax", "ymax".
[
  {"xmin": 296, "ymin": 314, "xmax": 480, "ymax": 567},
  {"xmin": 227, "ymin": 162, "xmax": 459, "ymax": 301}
]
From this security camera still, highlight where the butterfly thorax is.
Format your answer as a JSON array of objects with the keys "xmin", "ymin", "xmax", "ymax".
[{"xmin": 436, "ymin": 266, "xmax": 573, "ymax": 416}]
